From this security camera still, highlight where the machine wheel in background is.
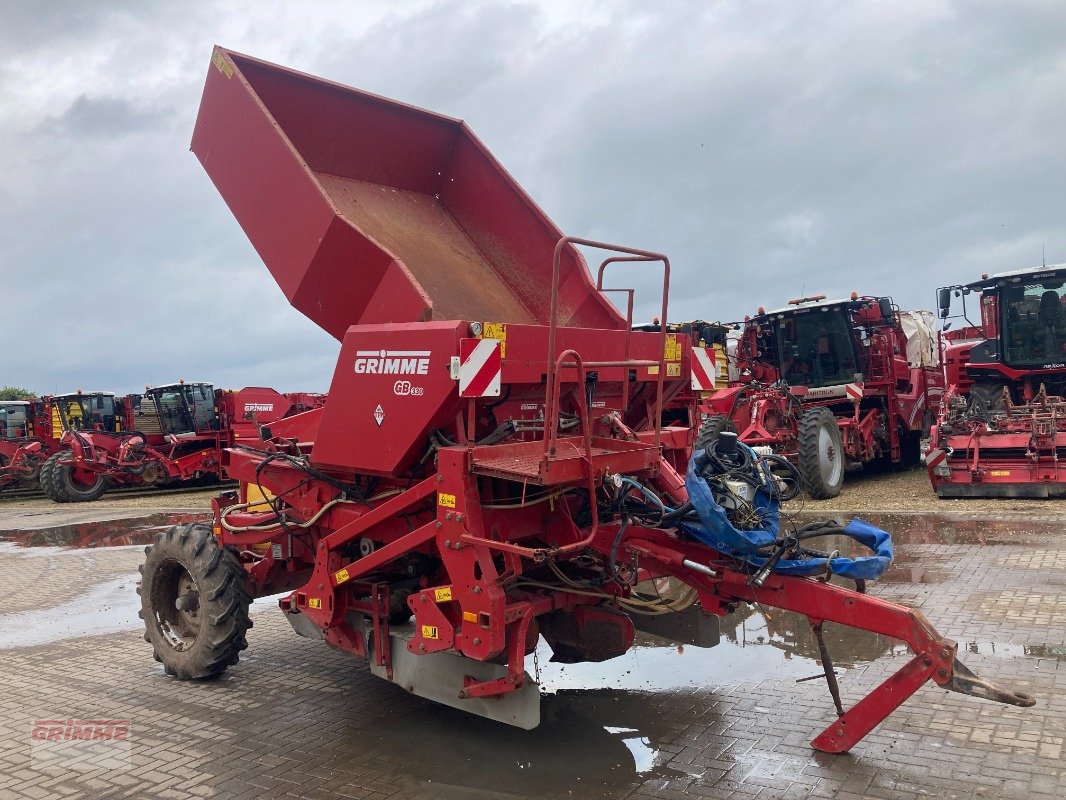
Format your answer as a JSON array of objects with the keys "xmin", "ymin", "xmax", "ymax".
[
  {"xmin": 797, "ymin": 407, "xmax": 844, "ymax": 499},
  {"xmin": 39, "ymin": 451, "xmax": 70, "ymax": 502},
  {"xmin": 139, "ymin": 523, "xmax": 252, "ymax": 680},
  {"xmin": 51, "ymin": 461, "xmax": 109, "ymax": 502},
  {"xmin": 694, "ymin": 415, "xmax": 737, "ymax": 453}
]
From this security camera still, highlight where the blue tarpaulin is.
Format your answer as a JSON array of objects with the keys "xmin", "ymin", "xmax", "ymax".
[{"xmin": 681, "ymin": 449, "xmax": 893, "ymax": 581}]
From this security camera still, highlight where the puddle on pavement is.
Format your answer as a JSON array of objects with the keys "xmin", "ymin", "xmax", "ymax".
[
  {"xmin": 0, "ymin": 585, "xmax": 286, "ymax": 649},
  {"xmin": 1, "ymin": 509, "xmax": 1058, "ymax": 795},
  {"xmin": 962, "ymin": 640, "xmax": 1066, "ymax": 661},
  {"xmin": 0, "ymin": 513, "xmax": 209, "ymax": 548},
  {"xmin": 342, "ymin": 691, "xmax": 696, "ymax": 797},
  {"xmin": 800, "ymin": 510, "xmax": 1063, "ymax": 547}
]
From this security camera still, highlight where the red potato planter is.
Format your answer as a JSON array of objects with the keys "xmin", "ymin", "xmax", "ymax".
[{"xmin": 137, "ymin": 48, "xmax": 1032, "ymax": 755}]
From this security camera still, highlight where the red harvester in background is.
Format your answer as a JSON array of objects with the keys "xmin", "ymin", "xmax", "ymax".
[
  {"xmin": 701, "ymin": 295, "xmax": 944, "ymax": 498},
  {"xmin": 42, "ymin": 384, "xmax": 325, "ymax": 502},
  {"xmin": 137, "ymin": 48, "xmax": 1031, "ymax": 755},
  {"xmin": 0, "ymin": 398, "xmax": 53, "ymax": 490},
  {"xmin": 928, "ymin": 265, "xmax": 1066, "ymax": 497},
  {"xmin": 1, "ymin": 393, "xmax": 118, "ymax": 492}
]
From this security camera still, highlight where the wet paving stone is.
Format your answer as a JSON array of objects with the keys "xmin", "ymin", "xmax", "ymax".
[{"xmin": 0, "ymin": 508, "xmax": 1063, "ymax": 798}]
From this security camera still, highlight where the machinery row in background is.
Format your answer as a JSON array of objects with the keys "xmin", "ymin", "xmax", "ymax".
[
  {"xmin": 3, "ymin": 263, "xmax": 1064, "ymax": 503},
  {"xmin": 0, "ymin": 383, "xmax": 325, "ymax": 501},
  {"xmin": 649, "ymin": 260, "xmax": 1065, "ymax": 500}
]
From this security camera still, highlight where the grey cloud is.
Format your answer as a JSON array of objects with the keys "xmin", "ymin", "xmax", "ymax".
[
  {"xmin": 2, "ymin": 0, "xmax": 1066, "ymax": 395},
  {"xmin": 38, "ymin": 95, "xmax": 168, "ymax": 138}
]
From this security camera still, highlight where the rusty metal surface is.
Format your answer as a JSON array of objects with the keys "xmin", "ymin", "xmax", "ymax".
[
  {"xmin": 318, "ymin": 173, "xmax": 537, "ymax": 325},
  {"xmin": 193, "ymin": 48, "xmax": 625, "ymax": 338}
]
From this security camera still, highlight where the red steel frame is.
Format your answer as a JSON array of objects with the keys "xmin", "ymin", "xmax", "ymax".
[{"xmin": 190, "ymin": 47, "xmax": 1032, "ymax": 755}]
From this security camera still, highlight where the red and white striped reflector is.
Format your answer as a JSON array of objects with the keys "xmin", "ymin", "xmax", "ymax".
[
  {"xmin": 691, "ymin": 347, "xmax": 717, "ymax": 391},
  {"xmin": 845, "ymin": 382, "xmax": 864, "ymax": 401},
  {"xmin": 458, "ymin": 338, "xmax": 502, "ymax": 398},
  {"xmin": 926, "ymin": 448, "xmax": 948, "ymax": 468}
]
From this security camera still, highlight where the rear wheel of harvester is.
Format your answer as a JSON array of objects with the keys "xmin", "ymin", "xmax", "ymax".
[
  {"xmin": 39, "ymin": 451, "xmax": 70, "ymax": 502},
  {"xmin": 139, "ymin": 523, "xmax": 252, "ymax": 680},
  {"xmin": 695, "ymin": 415, "xmax": 737, "ymax": 452},
  {"xmin": 50, "ymin": 460, "xmax": 109, "ymax": 502},
  {"xmin": 797, "ymin": 407, "xmax": 844, "ymax": 500}
]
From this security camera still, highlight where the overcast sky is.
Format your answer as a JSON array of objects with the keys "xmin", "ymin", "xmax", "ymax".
[{"xmin": 3, "ymin": 0, "xmax": 1065, "ymax": 395}]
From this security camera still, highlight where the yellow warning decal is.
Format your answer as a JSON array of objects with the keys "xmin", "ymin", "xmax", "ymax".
[
  {"xmin": 438, "ymin": 492, "xmax": 456, "ymax": 509},
  {"xmin": 308, "ymin": 598, "xmax": 322, "ymax": 609},
  {"xmin": 421, "ymin": 625, "xmax": 440, "ymax": 640},
  {"xmin": 483, "ymin": 322, "xmax": 507, "ymax": 358},
  {"xmin": 434, "ymin": 587, "xmax": 453, "ymax": 603},
  {"xmin": 462, "ymin": 611, "xmax": 478, "ymax": 623},
  {"xmin": 211, "ymin": 49, "xmax": 234, "ymax": 78},
  {"xmin": 647, "ymin": 365, "xmax": 659, "ymax": 376},
  {"xmin": 667, "ymin": 363, "xmax": 682, "ymax": 377},
  {"xmin": 989, "ymin": 470, "xmax": 1011, "ymax": 477},
  {"xmin": 334, "ymin": 568, "xmax": 350, "ymax": 585},
  {"xmin": 664, "ymin": 334, "xmax": 682, "ymax": 362}
]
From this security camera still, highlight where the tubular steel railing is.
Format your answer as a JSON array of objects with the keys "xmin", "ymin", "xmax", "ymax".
[{"xmin": 542, "ymin": 237, "xmax": 671, "ymax": 460}]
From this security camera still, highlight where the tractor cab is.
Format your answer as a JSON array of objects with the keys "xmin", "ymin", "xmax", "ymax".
[
  {"xmin": 0, "ymin": 401, "xmax": 31, "ymax": 439},
  {"xmin": 937, "ymin": 265, "xmax": 1066, "ymax": 394},
  {"xmin": 746, "ymin": 295, "xmax": 894, "ymax": 391},
  {"xmin": 146, "ymin": 382, "xmax": 218, "ymax": 436},
  {"xmin": 52, "ymin": 392, "xmax": 121, "ymax": 434}
]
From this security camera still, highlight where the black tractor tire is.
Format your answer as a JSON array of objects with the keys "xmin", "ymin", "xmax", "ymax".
[
  {"xmin": 51, "ymin": 459, "xmax": 109, "ymax": 503},
  {"xmin": 695, "ymin": 415, "xmax": 737, "ymax": 453},
  {"xmin": 797, "ymin": 407, "xmax": 845, "ymax": 500},
  {"xmin": 39, "ymin": 451, "xmax": 70, "ymax": 502},
  {"xmin": 139, "ymin": 523, "xmax": 252, "ymax": 680}
]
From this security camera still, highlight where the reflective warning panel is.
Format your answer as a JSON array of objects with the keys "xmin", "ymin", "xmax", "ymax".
[{"xmin": 458, "ymin": 338, "xmax": 502, "ymax": 397}]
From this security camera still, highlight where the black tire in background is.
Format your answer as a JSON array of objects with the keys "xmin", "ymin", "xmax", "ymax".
[
  {"xmin": 52, "ymin": 461, "xmax": 109, "ymax": 502},
  {"xmin": 39, "ymin": 451, "xmax": 69, "ymax": 502},
  {"xmin": 695, "ymin": 415, "xmax": 737, "ymax": 453},
  {"xmin": 797, "ymin": 407, "xmax": 845, "ymax": 499}
]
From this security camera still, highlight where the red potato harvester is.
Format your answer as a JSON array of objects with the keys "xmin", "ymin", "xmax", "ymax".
[
  {"xmin": 0, "ymin": 396, "xmax": 64, "ymax": 491},
  {"xmin": 929, "ymin": 265, "xmax": 1066, "ymax": 497},
  {"xmin": 137, "ymin": 47, "xmax": 1033, "ymax": 754},
  {"xmin": 40, "ymin": 385, "xmax": 325, "ymax": 502},
  {"xmin": 699, "ymin": 296, "xmax": 944, "ymax": 499}
]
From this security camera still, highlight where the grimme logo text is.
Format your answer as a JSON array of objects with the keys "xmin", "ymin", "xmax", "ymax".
[
  {"xmin": 244, "ymin": 403, "xmax": 274, "ymax": 413},
  {"xmin": 355, "ymin": 350, "xmax": 431, "ymax": 375}
]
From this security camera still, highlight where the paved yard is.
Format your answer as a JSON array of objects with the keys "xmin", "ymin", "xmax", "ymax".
[{"xmin": 0, "ymin": 506, "xmax": 1063, "ymax": 799}]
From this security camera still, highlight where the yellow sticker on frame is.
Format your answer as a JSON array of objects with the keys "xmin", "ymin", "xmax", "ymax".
[{"xmin": 483, "ymin": 322, "xmax": 507, "ymax": 357}]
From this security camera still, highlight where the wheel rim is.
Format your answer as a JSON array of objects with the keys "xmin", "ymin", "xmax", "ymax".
[
  {"xmin": 150, "ymin": 560, "xmax": 201, "ymax": 651},
  {"xmin": 818, "ymin": 425, "xmax": 842, "ymax": 486},
  {"xmin": 66, "ymin": 465, "xmax": 102, "ymax": 490}
]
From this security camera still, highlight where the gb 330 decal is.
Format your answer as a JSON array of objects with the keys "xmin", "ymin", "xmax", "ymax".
[{"xmin": 393, "ymin": 380, "xmax": 424, "ymax": 396}]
